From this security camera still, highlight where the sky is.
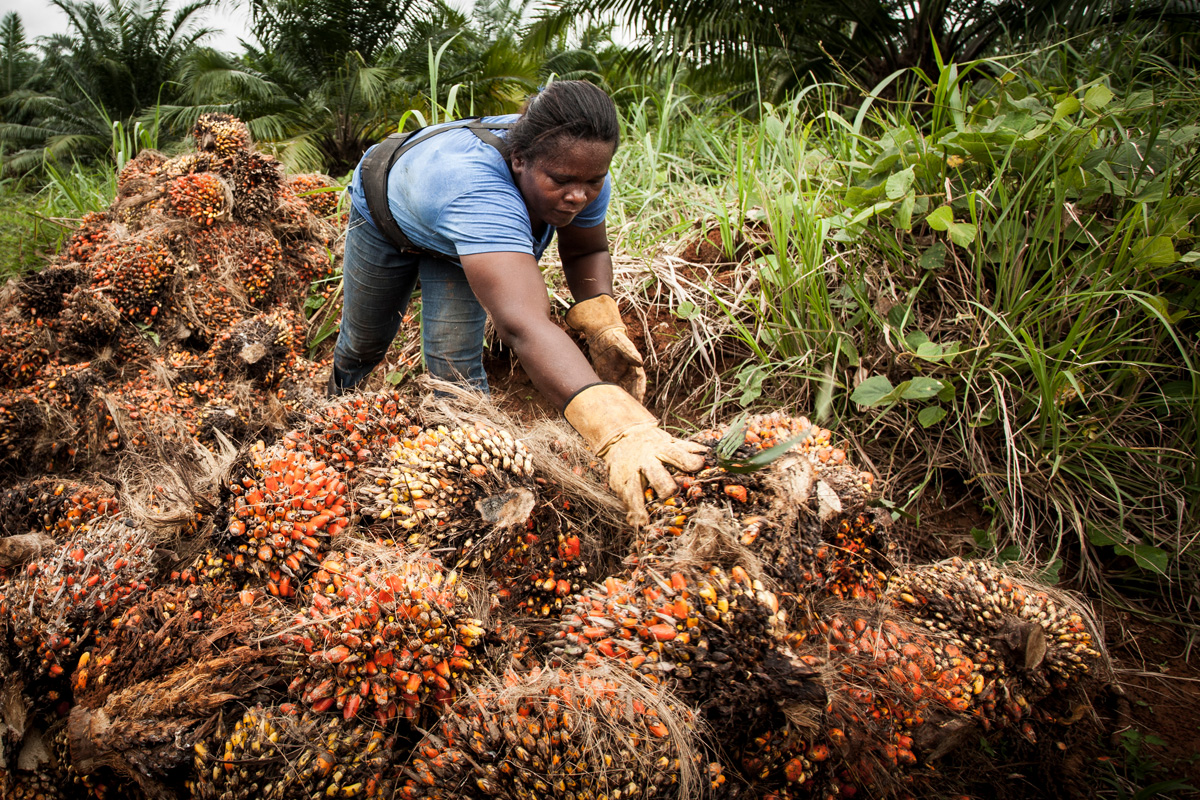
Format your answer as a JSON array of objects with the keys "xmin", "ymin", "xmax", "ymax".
[{"xmin": 0, "ymin": 0, "xmax": 256, "ymax": 53}]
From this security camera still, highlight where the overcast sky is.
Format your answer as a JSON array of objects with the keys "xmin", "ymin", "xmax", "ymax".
[{"xmin": 1, "ymin": 0, "xmax": 258, "ymax": 53}]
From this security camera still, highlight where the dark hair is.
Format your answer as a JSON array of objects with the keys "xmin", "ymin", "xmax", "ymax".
[{"xmin": 506, "ymin": 80, "xmax": 620, "ymax": 162}]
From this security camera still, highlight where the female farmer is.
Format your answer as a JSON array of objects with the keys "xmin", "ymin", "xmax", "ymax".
[{"xmin": 331, "ymin": 80, "xmax": 704, "ymax": 526}]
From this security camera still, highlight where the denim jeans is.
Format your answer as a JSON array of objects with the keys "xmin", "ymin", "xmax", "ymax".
[{"xmin": 332, "ymin": 206, "xmax": 489, "ymax": 393}]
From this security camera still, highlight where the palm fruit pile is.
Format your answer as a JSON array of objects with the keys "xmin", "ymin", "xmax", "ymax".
[
  {"xmin": 0, "ymin": 394, "xmax": 1111, "ymax": 799},
  {"xmin": 0, "ymin": 117, "xmax": 1113, "ymax": 797},
  {"xmin": 0, "ymin": 114, "xmax": 340, "ymax": 482}
]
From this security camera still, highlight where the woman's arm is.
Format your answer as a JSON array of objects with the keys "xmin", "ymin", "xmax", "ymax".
[
  {"xmin": 557, "ymin": 221, "xmax": 613, "ymax": 301},
  {"xmin": 459, "ymin": 250, "xmax": 597, "ymax": 410}
]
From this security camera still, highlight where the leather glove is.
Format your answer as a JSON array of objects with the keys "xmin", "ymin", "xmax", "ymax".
[
  {"xmin": 565, "ymin": 294, "xmax": 647, "ymax": 402},
  {"xmin": 565, "ymin": 383, "xmax": 706, "ymax": 527}
]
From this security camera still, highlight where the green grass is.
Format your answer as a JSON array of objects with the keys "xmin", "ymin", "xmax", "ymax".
[{"xmin": 608, "ymin": 30, "xmax": 1200, "ymax": 616}]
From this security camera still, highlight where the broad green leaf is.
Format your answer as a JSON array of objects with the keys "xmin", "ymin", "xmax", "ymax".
[
  {"xmin": 926, "ymin": 205, "xmax": 954, "ymax": 231},
  {"xmin": 1085, "ymin": 524, "xmax": 1122, "ymax": 546},
  {"xmin": 895, "ymin": 191, "xmax": 915, "ymax": 231},
  {"xmin": 1181, "ymin": 250, "xmax": 1199, "ymax": 263},
  {"xmin": 1083, "ymin": 84, "xmax": 1114, "ymax": 111},
  {"xmin": 901, "ymin": 377, "xmax": 943, "ymax": 400},
  {"xmin": 919, "ymin": 242, "xmax": 947, "ymax": 270},
  {"xmin": 1039, "ymin": 559, "xmax": 1063, "ymax": 586},
  {"xmin": 997, "ymin": 545, "xmax": 1022, "ymax": 564},
  {"xmin": 904, "ymin": 330, "xmax": 931, "ymax": 349},
  {"xmin": 937, "ymin": 380, "xmax": 957, "ymax": 402},
  {"xmin": 1051, "ymin": 96, "xmax": 1081, "ymax": 122},
  {"xmin": 915, "ymin": 341, "xmax": 944, "ymax": 361},
  {"xmin": 885, "ymin": 166, "xmax": 915, "ymax": 200},
  {"xmin": 1131, "ymin": 236, "xmax": 1179, "ymax": 270},
  {"xmin": 946, "ymin": 220, "xmax": 978, "ymax": 247},
  {"xmin": 851, "ymin": 375, "xmax": 896, "ymax": 407},
  {"xmin": 673, "ymin": 300, "xmax": 699, "ymax": 320},
  {"xmin": 918, "ymin": 406, "xmax": 947, "ymax": 427},
  {"xmin": 1114, "ymin": 543, "xmax": 1170, "ymax": 575}
]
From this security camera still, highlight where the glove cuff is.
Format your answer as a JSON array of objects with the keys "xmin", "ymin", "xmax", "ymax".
[
  {"xmin": 563, "ymin": 383, "xmax": 656, "ymax": 457},
  {"xmin": 565, "ymin": 293, "xmax": 625, "ymax": 338}
]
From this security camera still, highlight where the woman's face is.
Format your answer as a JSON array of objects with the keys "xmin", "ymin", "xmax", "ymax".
[{"xmin": 511, "ymin": 137, "xmax": 615, "ymax": 228}]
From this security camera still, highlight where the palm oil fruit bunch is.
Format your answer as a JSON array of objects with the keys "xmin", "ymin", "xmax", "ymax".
[
  {"xmin": 397, "ymin": 663, "xmax": 707, "ymax": 800},
  {"xmin": 230, "ymin": 149, "xmax": 285, "ymax": 221},
  {"xmin": 62, "ymin": 213, "xmax": 113, "ymax": 266},
  {"xmin": 191, "ymin": 112, "xmax": 251, "ymax": 162},
  {"xmin": 296, "ymin": 390, "xmax": 415, "ymax": 478},
  {"xmin": 115, "ymin": 148, "xmax": 166, "ymax": 198},
  {"xmin": 166, "ymin": 173, "xmax": 229, "ymax": 226},
  {"xmin": 0, "ymin": 767, "xmax": 63, "ymax": 800},
  {"xmin": 86, "ymin": 228, "xmax": 177, "ymax": 325},
  {"xmin": 286, "ymin": 173, "xmax": 342, "ymax": 217},
  {"xmin": 888, "ymin": 558, "xmax": 1102, "ymax": 706},
  {"xmin": 284, "ymin": 550, "xmax": 486, "ymax": 723},
  {"xmin": 58, "ymin": 287, "xmax": 122, "ymax": 350},
  {"xmin": 355, "ymin": 421, "xmax": 534, "ymax": 540},
  {"xmin": 553, "ymin": 564, "xmax": 820, "ymax": 743},
  {"xmin": 0, "ymin": 321, "xmax": 51, "ymax": 390},
  {"xmin": 483, "ymin": 492, "xmax": 588, "ymax": 619},
  {"xmin": 189, "ymin": 703, "xmax": 395, "ymax": 800},
  {"xmin": 204, "ymin": 440, "xmax": 349, "ymax": 596},
  {"xmin": 0, "ymin": 478, "xmax": 119, "ymax": 538},
  {"xmin": 208, "ymin": 310, "xmax": 296, "ymax": 387},
  {"xmin": 0, "ymin": 516, "xmax": 154, "ymax": 679}
]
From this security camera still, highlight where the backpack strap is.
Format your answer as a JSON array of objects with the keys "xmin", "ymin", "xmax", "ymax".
[{"xmin": 360, "ymin": 118, "xmax": 515, "ymax": 256}]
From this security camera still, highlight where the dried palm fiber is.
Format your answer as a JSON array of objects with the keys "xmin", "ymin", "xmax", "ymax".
[
  {"xmin": 165, "ymin": 173, "xmax": 232, "ymax": 227},
  {"xmin": 169, "ymin": 269, "xmax": 246, "ymax": 347},
  {"xmin": 57, "ymin": 585, "xmax": 289, "ymax": 797},
  {"xmin": 281, "ymin": 546, "xmax": 488, "ymax": 723},
  {"xmin": 271, "ymin": 188, "xmax": 322, "ymax": 241},
  {"xmin": 0, "ymin": 515, "xmax": 156, "ymax": 680},
  {"xmin": 230, "ymin": 150, "xmax": 284, "ymax": 222},
  {"xmin": 395, "ymin": 661, "xmax": 715, "ymax": 800},
  {"xmin": 188, "ymin": 702, "xmax": 395, "ymax": 800},
  {"xmin": 85, "ymin": 227, "xmax": 179, "ymax": 325},
  {"xmin": 286, "ymin": 173, "xmax": 342, "ymax": 218},
  {"xmin": 190, "ymin": 113, "xmax": 251, "ymax": 163},
  {"xmin": 182, "ymin": 439, "xmax": 350, "ymax": 596}
]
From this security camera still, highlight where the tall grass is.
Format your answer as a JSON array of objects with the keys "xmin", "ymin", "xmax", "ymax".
[{"xmin": 612, "ymin": 32, "xmax": 1200, "ymax": 615}]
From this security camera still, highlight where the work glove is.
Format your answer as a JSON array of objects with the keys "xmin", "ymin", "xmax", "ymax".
[
  {"xmin": 565, "ymin": 294, "xmax": 647, "ymax": 402},
  {"xmin": 565, "ymin": 383, "xmax": 707, "ymax": 527}
]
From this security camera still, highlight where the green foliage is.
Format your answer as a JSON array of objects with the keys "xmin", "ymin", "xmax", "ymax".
[
  {"xmin": 621, "ymin": 31, "xmax": 1200, "ymax": 612},
  {"xmin": 0, "ymin": 0, "xmax": 217, "ymax": 173}
]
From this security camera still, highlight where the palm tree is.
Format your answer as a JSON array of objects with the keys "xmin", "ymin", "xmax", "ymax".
[{"xmin": 0, "ymin": 0, "xmax": 217, "ymax": 173}]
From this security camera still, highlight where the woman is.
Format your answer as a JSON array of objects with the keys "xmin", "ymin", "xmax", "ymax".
[{"xmin": 331, "ymin": 80, "xmax": 704, "ymax": 526}]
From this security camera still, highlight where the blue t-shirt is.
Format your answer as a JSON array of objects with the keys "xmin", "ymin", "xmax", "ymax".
[{"xmin": 348, "ymin": 114, "xmax": 611, "ymax": 262}]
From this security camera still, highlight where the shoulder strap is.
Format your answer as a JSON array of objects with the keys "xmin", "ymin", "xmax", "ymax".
[{"xmin": 361, "ymin": 118, "xmax": 516, "ymax": 255}]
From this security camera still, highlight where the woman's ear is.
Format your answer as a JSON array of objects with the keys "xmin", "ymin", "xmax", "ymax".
[{"xmin": 510, "ymin": 152, "xmax": 527, "ymax": 176}]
